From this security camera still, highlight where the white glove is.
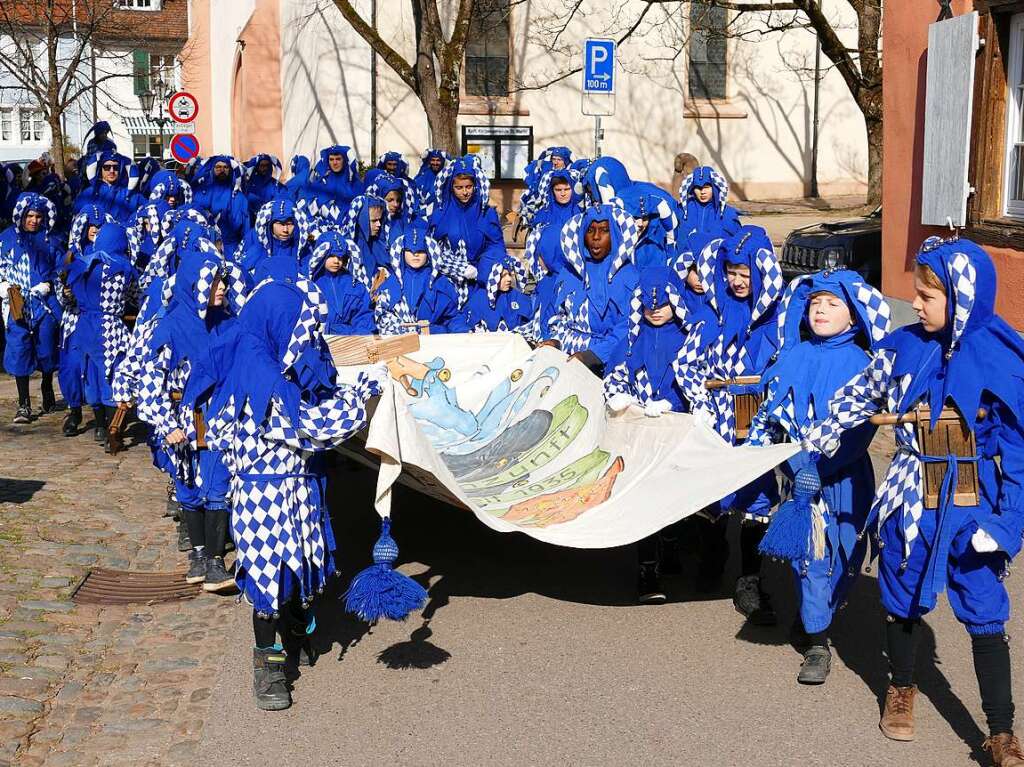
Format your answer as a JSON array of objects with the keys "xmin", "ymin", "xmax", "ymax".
[
  {"xmin": 606, "ymin": 392, "xmax": 636, "ymax": 413},
  {"xmin": 694, "ymin": 405, "xmax": 717, "ymax": 430},
  {"xmin": 462, "ymin": 264, "xmax": 478, "ymax": 281},
  {"xmin": 972, "ymin": 527, "xmax": 1000, "ymax": 553},
  {"xmin": 29, "ymin": 283, "xmax": 51, "ymax": 298},
  {"xmin": 644, "ymin": 399, "xmax": 674, "ymax": 418},
  {"xmin": 366, "ymin": 362, "xmax": 392, "ymax": 390}
]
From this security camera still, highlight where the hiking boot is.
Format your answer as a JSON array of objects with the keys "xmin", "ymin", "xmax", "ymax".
[
  {"xmin": 984, "ymin": 733, "xmax": 1024, "ymax": 767},
  {"xmin": 797, "ymin": 645, "xmax": 832, "ymax": 685},
  {"xmin": 94, "ymin": 425, "xmax": 107, "ymax": 443},
  {"xmin": 253, "ymin": 647, "xmax": 291, "ymax": 711},
  {"xmin": 185, "ymin": 550, "xmax": 207, "ymax": 584},
  {"xmin": 13, "ymin": 405, "xmax": 31, "ymax": 424},
  {"xmin": 879, "ymin": 684, "xmax": 917, "ymax": 741},
  {"xmin": 63, "ymin": 407, "xmax": 82, "ymax": 436},
  {"xmin": 176, "ymin": 518, "xmax": 191, "ymax": 552},
  {"xmin": 202, "ymin": 556, "xmax": 236, "ymax": 593},
  {"xmin": 734, "ymin": 574, "xmax": 777, "ymax": 625},
  {"xmin": 638, "ymin": 564, "xmax": 666, "ymax": 605}
]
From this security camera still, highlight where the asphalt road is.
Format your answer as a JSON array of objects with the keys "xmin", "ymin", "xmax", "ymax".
[{"xmin": 201, "ymin": 457, "xmax": 1023, "ymax": 767}]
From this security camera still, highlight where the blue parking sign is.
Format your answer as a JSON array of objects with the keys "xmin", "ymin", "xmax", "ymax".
[{"xmin": 583, "ymin": 38, "xmax": 616, "ymax": 94}]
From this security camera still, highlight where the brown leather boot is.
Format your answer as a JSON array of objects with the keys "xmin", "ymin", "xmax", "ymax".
[
  {"xmin": 879, "ymin": 684, "xmax": 917, "ymax": 741},
  {"xmin": 983, "ymin": 733, "xmax": 1024, "ymax": 766}
]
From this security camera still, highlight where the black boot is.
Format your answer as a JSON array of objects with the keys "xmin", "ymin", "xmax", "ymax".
[
  {"xmin": 253, "ymin": 647, "xmax": 291, "ymax": 711},
  {"xmin": 185, "ymin": 549, "xmax": 207, "ymax": 584},
  {"xmin": 92, "ymin": 406, "xmax": 107, "ymax": 443},
  {"xmin": 39, "ymin": 373, "xmax": 56, "ymax": 414},
  {"xmin": 733, "ymin": 574, "xmax": 777, "ymax": 625},
  {"xmin": 637, "ymin": 563, "xmax": 666, "ymax": 605},
  {"xmin": 176, "ymin": 517, "xmax": 191, "ymax": 552},
  {"xmin": 62, "ymin": 407, "xmax": 82, "ymax": 436},
  {"xmin": 13, "ymin": 376, "xmax": 31, "ymax": 423},
  {"xmin": 203, "ymin": 556, "xmax": 236, "ymax": 594}
]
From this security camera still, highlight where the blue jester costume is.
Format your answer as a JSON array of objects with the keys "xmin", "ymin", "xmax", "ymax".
[
  {"xmin": 463, "ymin": 253, "xmax": 532, "ymax": 333},
  {"xmin": 678, "ymin": 165, "xmax": 741, "ymax": 240},
  {"xmin": 341, "ymin": 194, "xmax": 390, "ymax": 279},
  {"xmin": 748, "ymin": 269, "xmax": 892, "ymax": 639},
  {"xmin": 412, "ymin": 149, "xmax": 449, "ymax": 214},
  {"xmin": 308, "ymin": 230, "xmax": 374, "ymax": 335},
  {"xmin": 240, "ymin": 197, "xmax": 313, "ymax": 283},
  {"xmin": 306, "ymin": 145, "xmax": 364, "ymax": 213},
  {"xmin": 244, "ymin": 154, "xmax": 285, "ymax": 218},
  {"xmin": 73, "ymin": 151, "xmax": 141, "ymax": 223},
  {"xmin": 192, "ymin": 156, "xmax": 250, "ymax": 256}
]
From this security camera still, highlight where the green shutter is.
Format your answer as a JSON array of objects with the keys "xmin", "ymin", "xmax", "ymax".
[{"xmin": 133, "ymin": 50, "xmax": 150, "ymax": 96}]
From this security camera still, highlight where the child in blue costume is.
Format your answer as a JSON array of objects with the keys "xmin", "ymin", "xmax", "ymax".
[
  {"xmin": 1, "ymin": 193, "xmax": 62, "ymax": 422},
  {"xmin": 367, "ymin": 172, "xmax": 423, "ymax": 251},
  {"xmin": 800, "ymin": 237, "xmax": 1024, "ymax": 762},
  {"xmin": 191, "ymin": 156, "xmax": 249, "ymax": 257},
  {"xmin": 673, "ymin": 230, "xmax": 722, "ymax": 316},
  {"xmin": 204, "ymin": 272, "xmax": 384, "ymax": 712},
  {"xmin": 540, "ymin": 204, "xmax": 640, "ymax": 377},
  {"xmin": 138, "ymin": 243, "xmax": 247, "ymax": 594},
  {"xmin": 678, "ymin": 165, "xmax": 741, "ymax": 239},
  {"xmin": 677, "ymin": 225, "xmax": 783, "ymax": 620},
  {"xmin": 412, "ymin": 149, "xmax": 448, "ymax": 214},
  {"xmin": 74, "ymin": 151, "xmax": 141, "ymax": 223},
  {"xmin": 375, "ymin": 220, "xmax": 469, "ymax": 336},
  {"xmin": 307, "ymin": 145, "xmax": 364, "ymax": 213},
  {"xmin": 747, "ymin": 269, "xmax": 891, "ymax": 684},
  {"xmin": 428, "ymin": 155, "xmax": 507, "ymax": 295},
  {"xmin": 617, "ymin": 190, "xmax": 679, "ymax": 270},
  {"xmin": 341, "ymin": 194, "xmax": 389, "ymax": 286},
  {"xmin": 244, "ymin": 154, "xmax": 284, "ymax": 219},
  {"xmin": 308, "ymin": 230, "xmax": 374, "ymax": 335},
  {"xmin": 519, "ymin": 146, "xmax": 574, "ymax": 224},
  {"xmin": 604, "ymin": 266, "xmax": 691, "ymax": 602},
  {"xmin": 241, "ymin": 197, "xmax": 312, "ymax": 283},
  {"xmin": 64, "ymin": 223, "xmax": 137, "ymax": 448},
  {"xmin": 464, "ymin": 253, "xmax": 532, "ymax": 333}
]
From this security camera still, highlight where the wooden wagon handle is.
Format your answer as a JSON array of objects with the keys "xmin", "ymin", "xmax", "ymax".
[
  {"xmin": 869, "ymin": 407, "xmax": 988, "ymax": 426},
  {"xmin": 705, "ymin": 375, "xmax": 762, "ymax": 390}
]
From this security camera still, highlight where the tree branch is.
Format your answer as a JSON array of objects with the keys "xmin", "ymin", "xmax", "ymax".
[{"xmin": 331, "ymin": 0, "xmax": 417, "ymax": 93}]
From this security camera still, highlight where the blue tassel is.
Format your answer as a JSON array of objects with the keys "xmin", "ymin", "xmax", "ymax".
[
  {"xmin": 759, "ymin": 466, "xmax": 821, "ymax": 563},
  {"xmin": 344, "ymin": 517, "xmax": 427, "ymax": 623}
]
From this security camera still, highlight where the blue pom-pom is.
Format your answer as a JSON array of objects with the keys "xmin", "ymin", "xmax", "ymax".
[
  {"xmin": 344, "ymin": 517, "xmax": 427, "ymax": 623},
  {"xmin": 758, "ymin": 498, "xmax": 813, "ymax": 562}
]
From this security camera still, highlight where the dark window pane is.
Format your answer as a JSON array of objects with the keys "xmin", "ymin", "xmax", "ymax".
[
  {"xmin": 466, "ymin": 0, "xmax": 510, "ymax": 96},
  {"xmin": 688, "ymin": 1, "xmax": 727, "ymax": 99}
]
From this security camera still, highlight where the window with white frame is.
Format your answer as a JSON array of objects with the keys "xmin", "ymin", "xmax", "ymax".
[
  {"xmin": 119, "ymin": 0, "xmax": 162, "ymax": 10},
  {"xmin": 0, "ymin": 107, "xmax": 13, "ymax": 142},
  {"xmin": 132, "ymin": 134, "xmax": 164, "ymax": 160},
  {"xmin": 20, "ymin": 109, "xmax": 46, "ymax": 143},
  {"xmin": 1004, "ymin": 13, "xmax": 1024, "ymax": 218}
]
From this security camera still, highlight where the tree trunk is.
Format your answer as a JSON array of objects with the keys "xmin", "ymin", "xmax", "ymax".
[
  {"xmin": 865, "ymin": 116, "xmax": 882, "ymax": 207},
  {"xmin": 48, "ymin": 113, "xmax": 66, "ymax": 178},
  {"xmin": 423, "ymin": 97, "xmax": 459, "ymax": 155}
]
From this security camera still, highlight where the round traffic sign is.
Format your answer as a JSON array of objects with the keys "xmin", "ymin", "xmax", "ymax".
[
  {"xmin": 168, "ymin": 91, "xmax": 199, "ymax": 124},
  {"xmin": 169, "ymin": 133, "xmax": 200, "ymax": 164}
]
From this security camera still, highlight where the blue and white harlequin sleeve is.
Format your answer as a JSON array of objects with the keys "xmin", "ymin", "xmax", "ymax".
[
  {"xmin": 137, "ymin": 345, "xmax": 181, "ymax": 439},
  {"xmin": 263, "ymin": 373, "xmax": 381, "ymax": 451},
  {"xmin": 804, "ymin": 350, "xmax": 894, "ymax": 457}
]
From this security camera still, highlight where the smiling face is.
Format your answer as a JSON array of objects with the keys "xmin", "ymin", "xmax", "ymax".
[
  {"xmin": 807, "ymin": 291, "xmax": 853, "ymax": 338},
  {"xmin": 693, "ymin": 184, "xmax": 714, "ymax": 204},
  {"xmin": 384, "ymin": 159, "xmax": 398, "ymax": 174},
  {"xmin": 452, "ymin": 174, "xmax": 475, "ymax": 204},
  {"xmin": 271, "ymin": 219, "xmax": 294, "ymax": 241},
  {"xmin": 429, "ymin": 156, "xmax": 443, "ymax": 173},
  {"xmin": 584, "ymin": 219, "xmax": 612, "ymax": 261},
  {"xmin": 384, "ymin": 189, "xmax": 403, "ymax": 217},
  {"xmin": 328, "ymin": 153, "xmax": 344, "ymax": 173},
  {"xmin": 643, "ymin": 304, "xmax": 674, "ymax": 326},
  {"xmin": 912, "ymin": 265, "xmax": 948, "ymax": 333},
  {"xmin": 100, "ymin": 161, "xmax": 120, "ymax": 184},
  {"xmin": 368, "ymin": 205, "xmax": 384, "ymax": 237},
  {"xmin": 404, "ymin": 249, "xmax": 428, "ymax": 269},
  {"xmin": 725, "ymin": 262, "xmax": 751, "ymax": 299},
  {"xmin": 23, "ymin": 210, "xmax": 43, "ymax": 233},
  {"xmin": 552, "ymin": 180, "xmax": 572, "ymax": 205}
]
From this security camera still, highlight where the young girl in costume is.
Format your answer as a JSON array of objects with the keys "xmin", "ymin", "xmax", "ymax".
[
  {"xmin": 308, "ymin": 230, "xmax": 375, "ymax": 335},
  {"xmin": 464, "ymin": 253, "xmax": 533, "ymax": 334},
  {"xmin": 747, "ymin": 268, "xmax": 891, "ymax": 684},
  {"xmin": 800, "ymin": 237, "xmax": 1024, "ymax": 765}
]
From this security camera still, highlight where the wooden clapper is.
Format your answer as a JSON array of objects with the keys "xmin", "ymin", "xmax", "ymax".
[{"xmin": 705, "ymin": 375, "xmax": 764, "ymax": 440}]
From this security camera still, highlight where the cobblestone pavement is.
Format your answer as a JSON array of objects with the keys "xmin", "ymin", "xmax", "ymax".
[{"xmin": 0, "ymin": 374, "xmax": 241, "ymax": 767}]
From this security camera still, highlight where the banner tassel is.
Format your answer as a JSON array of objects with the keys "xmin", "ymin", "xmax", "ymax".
[
  {"xmin": 344, "ymin": 517, "xmax": 427, "ymax": 623},
  {"xmin": 759, "ymin": 466, "xmax": 821, "ymax": 563}
]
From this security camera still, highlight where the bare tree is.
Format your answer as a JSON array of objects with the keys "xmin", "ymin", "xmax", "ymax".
[{"xmin": 0, "ymin": 1, "xmax": 141, "ymax": 177}]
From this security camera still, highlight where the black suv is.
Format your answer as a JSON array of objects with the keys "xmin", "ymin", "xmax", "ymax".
[{"xmin": 779, "ymin": 206, "xmax": 881, "ymax": 287}]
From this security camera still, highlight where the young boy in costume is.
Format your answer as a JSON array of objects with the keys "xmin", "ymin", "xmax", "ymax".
[
  {"xmin": 308, "ymin": 230, "xmax": 375, "ymax": 335},
  {"xmin": 747, "ymin": 268, "xmax": 891, "ymax": 684},
  {"xmin": 800, "ymin": 237, "xmax": 1024, "ymax": 765},
  {"xmin": 464, "ymin": 254, "xmax": 533, "ymax": 334}
]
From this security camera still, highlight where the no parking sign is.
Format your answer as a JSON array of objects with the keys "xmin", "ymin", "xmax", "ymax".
[{"xmin": 169, "ymin": 133, "xmax": 200, "ymax": 164}]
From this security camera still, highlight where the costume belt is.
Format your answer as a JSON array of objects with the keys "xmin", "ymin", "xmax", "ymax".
[{"xmin": 237, "ymin": 472, "xmax": 318, "ymax": 482}]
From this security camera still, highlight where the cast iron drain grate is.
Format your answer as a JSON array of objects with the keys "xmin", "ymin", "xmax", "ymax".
[{"xmin": 71, "ymin": 568, "xmax": 201, "ymax": 605}]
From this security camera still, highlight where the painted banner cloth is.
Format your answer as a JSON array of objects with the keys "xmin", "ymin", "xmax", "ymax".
[{"xmin": 341, "ymin": 333, "xmax": 799, "ymax": 549}]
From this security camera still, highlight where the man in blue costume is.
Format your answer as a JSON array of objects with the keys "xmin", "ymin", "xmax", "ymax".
[
  {"xmin": 74, "ymin": 151, "xmax": 141, "ymax": 223},
  {"xmin": 540, "ymin": 204, "xmax": 640, "ymax": 377},
  {"xmin": 308, "ymin": 230, "xmax": 374, "ymax": 335},
  {"xmin": 604, "ymin": 266, "xmax": 691, "ymax": 602},
  {"xmin": 678, "ymin": 165, "xmax": 742, "ymax": 239},
  {"xmin": 375, "ymin": 220, "xmax": 469, "ymax": 336},
  {"xmin": 244, "ymin": 154, "xmax": 285, "ymax": 219},
  {"xmin": 748, "ymin": 269, "xmax": 891, "ymax": 684},
  {"xmin": 307, "ymin": 145, "xmax": 364, "ymax": 213},
  {"xmin": 412, "ymin": 149, "xmax": 448, "ymax": 213},
  {"xmin": 801, "ymin": 238, "xmax": 1024, "ymax": 765},
  {"xmin": 83, "ymin": 120, "xmax": 118, "ymax": 156},
  {"xmin": 677, "ymin": 225, "xmax": 783, "ymax": 622},
  {"xmin": 1, "ymin": 193, "xmax": 62, "ymax": 422},
  {"xmin": 375, "ymin": 151, "xmax": 410, "ymax": 179},
  {"xmin": 192, "ymin": 156, "xmax": 249, "ymax": 257}
]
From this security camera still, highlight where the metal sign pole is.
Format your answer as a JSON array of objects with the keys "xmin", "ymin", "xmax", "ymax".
[{"xmin": 595, "ymin": 115, "xmax": 602, "ymax": 158}]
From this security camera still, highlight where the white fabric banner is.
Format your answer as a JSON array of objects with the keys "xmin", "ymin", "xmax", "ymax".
[{"xmin": 339, "ymin": 333, "xmax": 798, "ymax": 549}]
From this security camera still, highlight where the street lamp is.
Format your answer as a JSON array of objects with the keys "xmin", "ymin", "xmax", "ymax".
[{"xmin": 137, "ymin": 77, "xmax": 171, "ymax": 160}]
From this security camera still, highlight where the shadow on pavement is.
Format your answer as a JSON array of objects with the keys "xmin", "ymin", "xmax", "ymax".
[{"xmin": 0, "ymin": 477, "xmax": 46, "ymax": 504}]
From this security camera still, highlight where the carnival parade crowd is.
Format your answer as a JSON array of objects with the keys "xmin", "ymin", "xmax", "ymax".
[{"xmin": 2, "ymin": 120, "xmax": 1024, "ymax": 764}]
